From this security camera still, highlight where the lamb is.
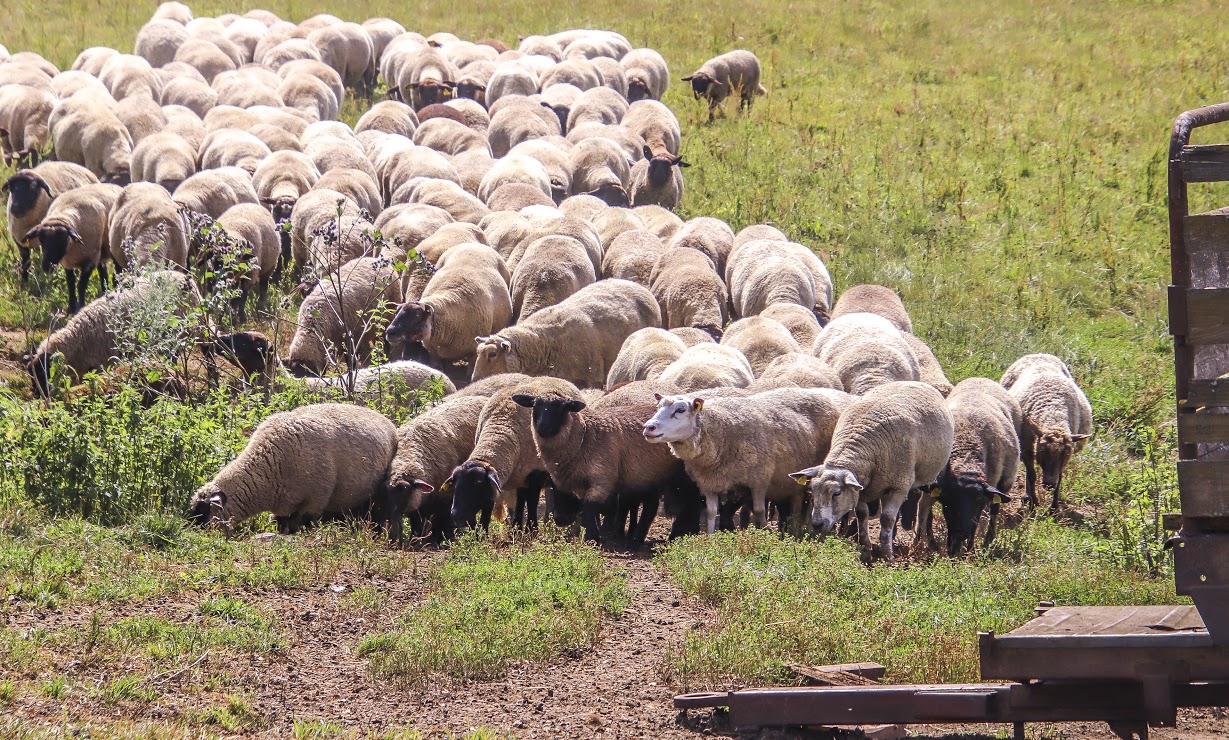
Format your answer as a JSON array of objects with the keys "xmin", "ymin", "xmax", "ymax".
[
  {"xmin": 385, "ymin": 244, "xmax": 513, "ymax": 367},
  {"xmin": 382, "ymin": 394, "xmax": 486, "ymax": 543},
  {"xmin": 106, "ymin": 182, "xmax": 189, "ymax": 271},
  {"xmin": 0, "ymin": 84, "xmax": 55, "ymax": 167},
  {"xmin": 600, "ymin": 229, "xmax": 663, "ymax": 286},
  {"xmin": 720, "ymin": 316, "xmax": 802, "ymax": 377},
  {"xmin": 510, "ymin": 235, "xmax": 597, "ymax": 319},
  {"xmin": 621, "ymin": 48, "xmax": 668, "ymax": 101},
  {"xmin": 569, "ymin": 137, "xmax": 631, "ymax": 206},
  {"xmin": 215, "ymin": 203, "xmax": 280, "ymax": 321},
  {"xmin": 760, "ymin": 303, "xmax": 822, "ymax": 346},
  {"xmin": 831, "ymin": 284, "xmax": 913, "ymax": 333},
  {"xmin": 682, "ymin": 50, "xmax": 767, "ymax": 120},
  {"xmin": 172, "ymin": 166, "xmax": 260, "ymax": 219},
  {"xmin": 726, "ymin": 239, "xmax": 817, "ymax": 318},
  {"xmin": 513, "ymin": 395, "xmax": 691, "ymax": 546},
  {"xmin": 285, "ymin": 257, "xmax": 404, "ymax": 377},
  {"xmin": 790, "ymin": 381, "xmax": 954, "ymax": 562},
  {"xmin": 657, "ymin": 343, "xmax": 754, "ymax": 391},
  {"xmin": 566, "ymin": 86, "xmax": 629, "ymax": 131},
  {"xmin": 189, "ymin": 403, "xmax": 397, "ymax": 534},
  {"xmin": 753, "ymin": 353, "xmax": 843, "ymax": 391},
  {"xmin": 5, "ymin": 162, "xmax": 99, "ymax": 284},
  {"xmin": 1000, "ymin": 354, "xmax": 1093, "ymax": 511},
  {"xmin": 26, "ymin": 183, "xmax": 123, "ymax": 313},
  {"xmin": 668, "ymin": 216, "xmax": 734, "ymax": 273},
  {"xmin": 643, "ymin": 387, "xmax": 849, "ymax": 533},
  {"xmin": 812, "ymin": 313, "xmax": 920, "ymax": 395},
  {"xmin": 445, "ymin": 376, "xmax": 583, "ymax": 529},
  {"xmin": 24, "ymin": 271, "xmax": 199, "ymax": 398},
  {"xmin": 129, "ymin": 132, "xmax": 197, "ymax": 192},
  {"xmin": 914, "ymin": 377, "xmax": 1022, "ymax": 556},
  {"xmin": 605, "ymin": 327, "xmax": 687, "ymax": 390},
  {"xmin": 302, "ymin": 359, "xmax": 456, "ymax": 397},
  {"xmin": 472, "ymin": 279, "xmax": 661, "ymax": 389},
  {"xmin": 649, "ymin": 248, "xmax": 727, "ymax": 339}
]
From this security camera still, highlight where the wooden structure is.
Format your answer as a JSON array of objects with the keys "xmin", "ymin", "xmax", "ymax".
[{"xmin": 673, "ymin": 104, "xmax": 1229, "ymax": 739}]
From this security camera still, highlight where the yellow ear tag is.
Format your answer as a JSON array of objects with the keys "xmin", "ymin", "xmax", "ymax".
[
  {"xmin": 992, "ymin": 494, "xmax": 1003, "ymax": 505},
  {"xmin": 927, "ymin": 489, "xmax": 941, "ymax": 500},
  {"xmin": 440, "ymin": 480, "xmax": 455, "ymax": 494},
  {"xmin": 794, "ymin": 476, "xmax": 809, "ymax": 486},
  {"xmin": 692, "ymin": 399, "xmax": 704, "ymax": 412}
]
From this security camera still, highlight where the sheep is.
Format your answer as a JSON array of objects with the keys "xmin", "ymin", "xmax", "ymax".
[
  {"xmin": 303, "ymin": 214, "xmax": 380, "ymax": 272},
  {"xmin": 172, "ymin": 166, "xmax": 260, "ymax": 219},
  {"xmin": 506, "ymin": 214, "xmax": 603, "ymax": 276},
  {"xmin": 472, "ymin": 279, "xmax": 660, "ymax": 388},
  {"xmin": 129, "ymin": 132, "xmax": 196, "ymax": 193},
  {"xmin": 643, "ymin": 387, "xmax": 849, "ymax": 533},
  {"xmin": 590, "ymin": 57, "xmax": 628, "ymax": 97},
  {"xmin": 302, "ymin": 359, "xmax": 456, "ymax": 397},
  {"xmin": 1000, "ymin": 354, "xmax": 1093, "ymax": 511},
  {"xmin": 285, "ymin": 257, "xmax": 404, "ymax": 377},
  {"xmin": 116, "ymin": 93, "xmax": 169, "ymax": 146},
  {"xmin": 355, "ymin": 100, "xmax": 419, "ymax": 137},
  {"xmin": 621, "ymin": 48, "xmax": 668, "ymax": 101},
  {"xmin": 363, "ymin": 17, "xmax": 408, "ymax": 64},
  {"xmin": 562, "ymin": 31, "xmax": 631, "ymax": 61},
  {"xmin": 634, "ymin": 204, "xmax": 685, "ymax": 239},
  {"xmin": 401, "ymin": 179, "xmax": 489, "ymax": 225},
  {"xmin": 5, "ymin": 162, "xmax": 99, "ymax": 285},
  {"xmin": 215, "ymin": 203, "xmax": 280, "ymax": 321},
  {"xmin": 484, "ymin": 62, "xmax": 538, "ymax": 108},
  {"xmin": 486, "ymin": 183, "xmax": 555, "ymax": 212},
  {"xmin": 451, "ymin": 149, "xmax": 496, "ymax": 196},
  {"xmin": 831, "ymin": 284, "xmax": 913, "ymax": 333},
  {"xmin": 253, "ymin": 150, "xmax": 321, "ymax": 225},
  {"xmin": 279, "ymin": 73, "xmax": 340, "ymax": 120},
  {"xmin": 0, "ymin": 84, "xmax": 55, "ymax": 167},
  {"xmin": 790, "ymin": 381, "xmax": 954, "ymax": 562},
  {"xmin": 903, "ymin": 333, "xmax": 954, "ymax": 396},
  {"xmin": 911, "ymin": 377, "xmax": 1022, "ymax": 556},
  {"xmin": 383, "ymin": 146, "xmax": 461, "ymax": 202},
  {"xmin": 153, "ymin": 1, "xmax": 193, "ymax": 24},
  {"xmin": 510, "ymin": 235, "xmax": 597, "ymax": 319},
  {"xmin": 721, "ymin": 316, "xmax": 802, "ymax": 377},
  {"xmin": 518, "ymin": 35, "xmax": 563, "ymax": 60},
  {"xmin": 51, "ymin": 96, "xmax": 134, "ymax": 184},
  {"xmin": 314, "ymin": 168, "xmax": 382, "ymax": 219},
  {"xmin": 628, "ymin": 152, "xmax": 687, "ymax": 209},
  {"xmin": 399, "ymin": 47, "xmax": 459, "ymax": 109},
  {"xmin": 385, "ymin": 244, "xmax": 512, "ymax": 367},
  {"xmin": 189, "ymin": 403, "xmax": 397, "ymax": 534},
  {"xmin": 73, "ymin": 47, "xmax": 119, "ymax": 75},
  {"xmin": 566, "ymin": 121, "xmax": 645, "ymax": 162},
  {"xmin": 760, "ymin": 303, "xmax": 822, "ymax": 346},
  {"xmin": 287, "ymin": 188, "xmax": 362, "ymax": 271},
  {"xmin": 622, "ymin": 99, "xmax": 681, "ymax": 157},
  {"xmin": 445, "ymin": 376, "xmax": 583, "ymax": 529},
  {"xmin": 24, "ymin": 271, "xmax": 199, "ymax": 398},
  {"xmin": 411, "ymin": 118, "xmax": 489, "ymax": 158},
  {"xmin": 107, "ymin": 182, "xmax": 190, "ymax": 271},
  {"xmin": 539, "ymin": 58, "xmax": 602, "ymax": 92},
  {"xmin": 50, "ymin": 70, "xmax": 109, "ymax": 100},
  {"xmin": 682, "ymin": 50, "xmax": 767, "ymax": 119},
  {"xmin": 657, "ymin": 343, "xmax": 754, "ymax": 392},
  {"xmin": 487, "ymin": 101, "xmax": 563, "ymax": 160},
  {"xmin": 160, "ymin": 76, "xmax": 218, "ymax": 117},
  {"xmin": 199, "ymin": 129, "xmax": 272, "ymax": 174},
  {"xmin": 277, "ymin": 59, "xmax": 345, "ymax": 111},
  {"xmin": 566, "ymin": 86, "xmax": 629, "ymax": 131},
  {"xmin": 649, "ymin": 248, "xmax": 727, "ymax": 340},
  {"xmin": 224, "ymin": 18, "xmax": 268, "ymax": 63},
  {"xmin": 752, "ymin": 352, "xmax": 844, "ymax": 392},
  {"xmin": 161, "ymin": 105, "xmax": 207, "ymax": 150},
  {"xmin": 374, "ymin": 203, "xmax": 454, "ymax": 263},
  {"xmin": 557, "ymin": 194, "xmax": 606, "ymax": 223},
  {"xmin": 174, "ymin": 38, "xmax": 236, "ymax": 84},
  {"xmin": 454, "ymin": 61, "xmax": 495, "ymax": 104},
  {"xmin": 382, "ymin": 394, "xmax": 486, "ymax": 543},
  {"xmin": 726, "ymin": 239, "xmax": 817, "ymax": 319},
  {"xmin": 99, "ymin": 54, "xmax": 163, "ymax": 101},
  {"xmin": 670, "ymin": 327, "xmax": 717, "ymax": 347},
  {"xmin": 25, "ymin": 183, "xmax": 123, "ymax": 313},
  {"xmin": 605, "ymin": 327, "xmax": 687, "ymax": 390},
  {"xmin": 308, "ymin": 22, "xmax": 376, "ymax": 93},
  {"xmin": 592, "ymin": 207, "xmax": 646, "ymax": 250},
  {"xmin": 406, "ymin": 222, "xmax": 486, "ymax": 263},
  {"xmin": 478, "ymin": 153, "xmax": 553, "ymax": 203},
  {"xmin": 569, "ymin": 137, "xmax": 630, "ymax": 206},
  {"xmin": 811, "ymin": 313, "xmax": 920, "ymax": 395},
  {"xmin": 512, "ymin": 394, "xmax": 689, "ymax": 546}
]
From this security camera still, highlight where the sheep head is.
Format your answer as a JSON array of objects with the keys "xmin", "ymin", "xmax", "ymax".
[
  {"xmin": 215, "ymin": 331, "xmax": 276, "ymax": 379},
  {"xmin": 936, "ymin": 469, "xmax": 1009, "ymax": 556},
  {"xmin": 380, "ymin": 474, "xmax": 435, "ymax": 543},
  {"xmin": 512, "ymin": 393, "xmax": 586, "ymax": 439},
  {"xmin": 409, "ymin": 79, "xmax": 456, "ymax": 109},
  {"xmin": 386, "ymin": 302, "xmax": 435, "ymax": 346},
  {"xmin": 3, "ymin": 171, "xmax": 53, "ymax": 219},
  {"xmin": 455, "ymin": 80, "xmax": 486, "ymax": 104},
  {"xmin": 261, "ymin": 195, "xmax": 297, "ymax": 224},
  {"xmin": 641, "ymin": 145, "xmax": 689, "ymax": 187},
  {"xmin": 587, "ymin": 181, "xmax": 629, "ymax": 207},
  {"xmin": 27, "ymin": 223, "xmax": 82, "ymax": 273},
  {"xmin": 790, "ymin": 466, "xmax": 862, "ymax": 536},
  {"xmin": 626, "ymin": 77, "xmax": 652, "ymax": 102},
  {"xmin": 446, "ymin": 460, "xmax": 500, "ymax": 529},
  {"xmin": 23, "ymin": 350, "xmax": 53, "ymax": 399},
  {"xmin": 681, "ymin": 71, "xmax": 715, "ymax": 100},
  {"xmin": 643, "ymin": 394, "xmax": 703, "ymax": 443},
  {"xmin": 188, "ymin": 484, "xmax": 228, "ymax": 528},
  {"xmin": 1036, "ymin": 426, "xmax": 1088, "ymax": 492},
  {"xmin": 472, "ymin": 335, "xmax": 513, "ymax": 380}
]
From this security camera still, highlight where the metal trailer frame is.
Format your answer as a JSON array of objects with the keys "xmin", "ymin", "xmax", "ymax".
[{"xmin": 672, "ymin": 104, "xmax": 1229, "ymax": 739}]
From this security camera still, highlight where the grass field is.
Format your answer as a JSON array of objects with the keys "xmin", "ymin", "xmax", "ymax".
[{"xmin": 0, "ymin": 0, "xmax": 1215, "ymax": 735}]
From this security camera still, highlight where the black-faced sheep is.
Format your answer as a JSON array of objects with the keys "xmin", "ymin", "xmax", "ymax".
[
  {"xmin": 4, "ymin": 162, "xmax": 99, "ymax": 284},
  {"xmin": 26, "ymin": 183, "xmax": 123, "ymax": 313},
  {"xmin": 682, "ymin": 50, "xmax": 766, "ymax": 120}
]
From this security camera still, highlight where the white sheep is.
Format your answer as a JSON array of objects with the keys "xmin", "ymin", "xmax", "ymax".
[
  {"xmin": 0, "ymin": 84, "xmax": 55, "ymax": 167},
  {"xmin": 130, "ymin": 132, "xmax": 197, "ymax": 192},
  {"xmin": 760, "ymin": 302, "xmax": 822, "ymax": 346},
  {"xmin": 605, "ymin": 327, "xmax": 687, "ymax": 390},
  {"xmin": 569, "ymin": 136, "xmax": 630, "ymax": 205},
  {"xmin": 649, "ymin": 247, "xmax": 727, "ymax": 339},
  {"xmin": 753, "ymin": 352, "xmax": 844, "ymax": 391},
  {"xmin": 831, "ymin": 284, "xmax": 913, "ymax": 333},
  {"xmin": 657, "ymin": 343, "xmax": 754, "ymax": 391},
  {"xmin": 812, "ymin": 312, "xmax": 920, "ymax": 395},
  {"xmin": 621, "ymin": 48, "xmax": 668, "ymax": 101},
  {"xmin": 107, "ymin": 181, "xmax": 190, "ymax": 271},
  {"xmin": 302, "ymin": 359, "xmax": 456, "ymax": 397},
  {"xmin": 721, "ymin": 316, "xmax": 801, "ymax": 377},
  {"xmin": 215, "ymin": 202, "xmax": 280, "ymax": 321}
]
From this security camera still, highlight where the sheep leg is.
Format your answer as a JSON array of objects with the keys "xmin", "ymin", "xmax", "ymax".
[
  {"xmin": 19, "ymin": 246, "xmax": 30, "ymax": 285},
  {"xmin": 582, "ymin": 498, "xmax": 604, "ymax": 545},
  {"xmin": 1022, "ymin": 440, "xmax": 1038, "ymax": 509},
  {"xmin": 257, "ymin": 276, "xmax": 270, "ymax": 314},
  {"xmin": 95, "ymin": 262, "xmax": 108, "ymax": 299},
  {"xmin": 65, "ymin": 269, "xmax": 80, "ymax": 313},
  {"xmin": 913, "ymin": 494, "xmax": 933, "ymax": 549},
  {"xmin": 631, "ymin": 491, "xmax": 659, "ymax": 549},
  {"xmin": 479, "ymin": 503, "xmax": 493, "ymax": 530},
  {"xmin": 878, "ymin": 499, "xmax": 905, "ymax": 563},
  {"xmin": 984, "ymin": 500, "xmax": 1000, "ymax": 549},
  {"xmin": 1049, "ymin": 469, "xmax": 1063, "ymax": 513},
  {"xmin": 856, "ymin": 501, "xmax": 873, "ymax": 557},
  {"xmin": 705, "ymin": 493, "xmax": 720, "ymax": 535}
]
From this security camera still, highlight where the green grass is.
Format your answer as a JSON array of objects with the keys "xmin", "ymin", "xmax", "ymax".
[
  {"xmin": 659, "ymin": 525, "xmax": 1181, "ymax": 690},
  {"xmin": 360, "ymin": 529, "xmax": 628, "ymax": 682}
]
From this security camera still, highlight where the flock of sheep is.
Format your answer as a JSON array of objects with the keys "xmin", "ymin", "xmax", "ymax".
[{"xmin": 0, "ymin": 3, "xmax": 1093, "ymax": 559}]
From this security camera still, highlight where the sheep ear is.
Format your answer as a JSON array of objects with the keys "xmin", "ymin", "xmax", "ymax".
[
  {"xmin": 498, "ymin": 339, "xmax": 511, "ymax": 351},
  {"xmin": 413, "ymin": 481, "xmax": 434, "ymax": 493},
  {"xmin": 439, "ymin": 478, "xmax": 455, "ymax": 494},
  {"xmin": 67, "ymin": 228, "xmax": 83, "ymax": 243},
  {"xmin": 511, "ymin": 394, "xmax": 536, "ymax": 408},
  {"xmin": 408, "ymin": 82, "xmax": 421, "ymax": 89},
  {"xmin": 37, "ymin": 179, "xmax": 52, "ymax": 197},
  {"xmin": 843, "ymin": 470, "xmax": 863, "ymax": 491},
  {"xmin": 488, "ymin": 468, "xmax": 502, "ymax": 491},
  {"xmin": 1071, "ymin": 433, "xmax": 1091, "ymax": 442},
  {"xmin": 985, "ymin": 486, "xmax": 1010, "ymax": 504},
  {"xmin": 789, "ymin": 467, "xmax": 819, "ymax": 485},
  {"xmin": 208, "ymin": 493, "xmax": 226, "ymax": 508},
  {"xmin": 681, "ymin": 75, "xmax": 694, "ymax": 81},
  {"xmin": 475, "ymin": 335, "xmax": 487, "ymax": 345},
  {"xmin": 22, "ymin": 226, "xmax": 40, "ymax": 243},
  {"xmin": 691, "ymin": 397, "xmax": 704, "ymax": 412},
  {"xmin": 674, "ymin": 157, "xmax": 691, "ymax": 168},
  {"xmin": 423, "ymin": 303, "xmax": 434, "ymax": 314},
  {"xmin": 642, "ymin": 144, "xmax": 653, "ymax": 160},
  {"xmin": 564, "ymin": 399, "xmax": 586, "ymax": 413},
  {"xmin": 653, "ymin": 392, "xmax": 664, "ymax": 401}
]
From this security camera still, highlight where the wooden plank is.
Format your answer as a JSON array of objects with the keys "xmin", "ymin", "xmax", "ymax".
[
  {"xmin": 1183, "ymin": 144, "xmax": 1229, "ymax": 182},
  {"xmin": 1179, "ymin": 460, "xmax": 1229, "ymax": 517},
  {"xmin": 1184, "ymin": 379, "xmax": 1229, "ymax": 407},
  {"xmin": 1185, "ymin": 211, "xmax": 1229, "ymax": 255},
  {"xmin": 1179, "ymin": 411, "xmax": 1229, "ymax": 446},
  {"xmin": 786, "ymin": 663, "xmax": 880, "ymax": 686},
  {"xmin": 1185, "ymin": 289, "xmax": 1229, "ymax": 344}
]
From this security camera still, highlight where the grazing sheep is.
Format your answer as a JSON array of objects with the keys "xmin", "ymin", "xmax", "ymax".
[
  {"xmin": 472, "ymin": 279, "xmax": 660, "ymax": 388},
  {"xmin": 385, "ymin": 244, "xmax": 513, "ymax": 367},
  {"xmin": 303, "ymin": 214, "xmax": 379, "ymax": 272},
  {"xmin": 314, "ymin": 168, "xmax": 382, "ymax": 219},
  {"xmin": 649, "ymin": 248, "xmax": 727, "ymax": 339},
  {"xmin": 752, "ymin": 352, "xmax": 843, "ymax": 392},
  {"xmin": 508, "ymin": 139, "xmax": 573, "ymax": 202},
  {"xmin": 286, "ymin": 188, "xmax": 362, "ymax": 272},
  {"xmin": 401, "ymin": 179, "xmax": 489, "ymax": 225},
  {"xmin": 382, "ymin": 394, "xmax": 486, "ymax": 543},
  {"xmin": 726, "ymin": 239, "xmax": 817, "ymax": 318},
  {"xmin": 153, "ymin": 1, "xmax": 193, "ymax": 24},
  {"xmin": 51, "ymin": 96, "xmax": 134, "ymax": 184},
  {"xmin": 107, "ymin": 182, "xmax": 189, "ymax": 271},
  {"xmin": 622, "ymin": 99, "xmax": 681, "ymax": 156},
  {"xmin": 569, "ymin": 136, "xmax": 630, "ymax": 206},
  {"xmin": 510, "ymin": 235, "xmax": 597, "ymax": 319},
  {"xmin": 26, "ymin": 183, "xmax": 123, "ymax": 313},
  {"xmin": 215, "ymin": 203, "xmax": 280, "ymax": 321},
  {"xmin": 478, "ymin": 153, "xmax": 553, "ymax": 203},
  {"xmin": 1001, "ymin": 354, "xmax": 1092, "ymax": 511},
  {"xmin": 5, "ymin": 162, "xmax": 99, "ymax": 284},
  {"xmin": 606, "ymin": 327, "xmax": 687, "ymax": 390},
  {"xmin": 24, "ymin": 271, "xmax": 199, "ymax": 398},
  {"xmin": 253, "ymin": 149, "xmax": 321, "ymax": 226},
  {"xmin": 539, "ymin": 58, "xmax": 602, "ymax": 92},
  {"xmin": 454, "ymin": 61, "xmax": 495, "ymax": 104},
  {"xmin": 903, "ymin": 333, "xmax": 953, "ymax": 396},
  {"xmin": 914, "ymin": 377, "xmax": 1022, "ymax": 556},
  {"xmin": 160, "ymin": 76, "xmax": 219, "ymax": 117},
  {"xmin": 189, "ymin": 403, "xmax": 397, "ymax": 533},
  {"xmin": 812, "ymin": 313, "xmax": 920, "ymax": 395},
  {"xmin": 199, "ymin": 129, "xmax": 272, "ymax": 174},
  {"xmin": 668, "ymin": 216, "xmax": 734, "ymax": 273},
  {"xmin": 643, "ymin": 387, "xmax": 848, "ymax": 533},
  {"xmin": 285, "ymin": 257, "xmax": 404, "ymax": 377},
  {"xmin": 130, "ymin": 132, "xmax": 197, "ymax": 192},
  {"xmin": 172, "ymin": 166, "xmax": 260, "ymax": 219},
  {"xmin": 99, "ymin": 54, "xmax": 163, "ymax": 100},
  {"xmin": 657, "ymin": 343, "xmax": 754, "ymax": 391},
  {"xmin": 601, "ymin": 229, "xmax": 664, "ymax": 287},
  {"xmin": 593, "ymin": 205, "xmax": 648, "ymax": 248},
  {"xmin": 682, "ymin": 50, "xmax": 766, "ymax": 119},
  {"xmin": 831, "ymin": 284, "xmax": 913, "ymax": 333},
  {"xmin": 484, "ymin": 62, "xmax": 538, "ymax": 108},
  {"xmin": 303, "ymin": 359, "xmax": 456, "ymax": 397},
  {"xmin": 621, "ymin": 48, "xmax": 668, "ymax": 101},
  {"xmin": 760, "ymin": 303, "xmax": 822, "ymax": 346},
  {"xmin": 445, "ymin": 376, "xmax": 583, "ymax": 529},
  {"xmin": 174, "ymin": 38, "xmax": 237, "ymax": 84},
  {"xmin": 372, "ymin": 202, "xmax": 453, "ymax": 263},
  {"xmin": 355, "ymin": 100, "xmax": 419, "ymax": 137},
  {"xmin": 670, "ymin": 327, "xmax": 717, "ymax": 347},
  {"xmin": 567, "ymin": 86, "xmax": 629, "ymax": 131},
  {"xmin": 308, "ymin": 22, "xmax": 376, "ymax": 93},
  {"xmin": 278, "ymin": 72, "xmax": 340, "ymax": 120},
  {"xmin": 628, "ymin": 151, "xmax": 687, "ymax": 209},
  {"xmin": 540, "ymin": 82, "xmax": 582, "ymax": 131},
  {"xmin": 790, "ymin": 381, "xmax": 954, "ymax": 562},
  {"xmin": 634, "ymin": 204, "xmax": 685, "ymax": 239},
  {"xmin": 513, "ymin": 395, "xmax": 688, "ymax": 546},
  {"xmin": 277, "ymin": 60, "xmax": 345, "ymax": 112},
  {"xmin": 721, "ymin": 316, "xmax": 801, "ymax": 377},
  {"xmin": 0, "ymin": 84, "xmax": 55, "ymax": 167},
  {"xmin": 487, "ymin": 100, "xmax": 562, "ymax": 159}
]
